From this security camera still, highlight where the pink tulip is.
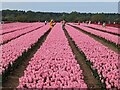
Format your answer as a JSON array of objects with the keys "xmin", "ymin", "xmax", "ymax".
[
  {"xmin": 65, "ymin": 25, "xmax": 119, "ymax": 89},
  {"xmin": 17, "ymin": 23, "xmax": 87, "ymax": 88},
  {"xmin": 70, "ymin": 23, "xmax": 119, "ymax": 45},
  {"xmin": 1, "ymin": 24, "xmax": 50, "ymax": 74}
]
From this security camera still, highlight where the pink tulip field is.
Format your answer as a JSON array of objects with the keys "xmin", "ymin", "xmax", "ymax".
[
  {"xmin": 0, "ymin": 22, "xmax": 36, "ymax": 35},
  {"xmin": 83, "ymin": 23, "xmax": 119, "ymax": 35},
  {"xmin": 1, "ymin": 22, "xmax": 29, "ymax": 30},
  {"xmin": 1, "ymin": 24, "xmax": 49, "ymax": 75},
  {"xmin": 17, "ymin": 23, "xmax": 87, "ymax": 88},
  {"xmin": 0, "ymin": 23, "xmax": 44, "ymax": 44},
  {"xmin": 70, "ymin": 23, "xmax": 119, "ymax": 45},
  {"xmin": 1, "ymin": 22, "xmax": 119, "ymax": 89},
  {"xmin": 65, "ymin": 25, "xmax": 119, "ymax": 89}
]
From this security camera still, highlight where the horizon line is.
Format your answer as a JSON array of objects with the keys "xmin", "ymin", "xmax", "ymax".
[{"xmin": 1, "ymin": 9, "xmax": 119, "ymax": 14}]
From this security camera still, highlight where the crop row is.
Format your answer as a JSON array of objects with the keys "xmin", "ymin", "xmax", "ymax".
[
  {"xmin": 18, "ymin": 23, "xmax": 87, "ymax": 88},
  {"xmin": 0, "ymin": 23, "xmax": 43, "ymax": 44},
  {"xmin": 65, "ymin": 25, "xmax": 119, "ymax": 89},
  {"xmin": 1, "ymin": 22, "xmax": 36, "ymax": 35},
  {"xmin": 84, "ymin": 23, "xmax": 119, "ymax": 35},
  {"xmin": 1, "ymin": 25, "xmax": 50, "ymax": 75},
  {"xmin": 1, "ymin": 22, "xmax": 28, "ymax": 30},
  {"xmin": 70, "ymin": 23, "xmax": 119, "ymax": 45}
]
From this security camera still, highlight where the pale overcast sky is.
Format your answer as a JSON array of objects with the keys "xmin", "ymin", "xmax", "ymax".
[
  {"xmin": 1, "ymin": 0, "xmax": 119, "ymax": 2},
  {"xmin": 1, "ymin": 1, "xmax": 119, "ymax": 13}
]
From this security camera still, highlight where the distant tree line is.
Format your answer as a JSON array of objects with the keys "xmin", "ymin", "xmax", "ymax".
[{"xmin": 1, "ymin": 9, "xmax": 120, "ymax": 24}]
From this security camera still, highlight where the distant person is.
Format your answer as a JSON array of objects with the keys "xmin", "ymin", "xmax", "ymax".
[
  {"xmin": 50, "ymin": 19, "xmax": 54, "ymax": 29},
  {"xmin": 98, "ymin": 21, "xmax": 100, "ymax": 25},
  {"xmin": 45, "ymin": 20, "xmax": 47, "ymax": 25},
  {"xmin": 78, "ymin": 21, "xmax": 80, "ymax": 25},
  {"xmin": 61, "ymin": 20, "xmax": 66, "ymax": 28},
  {"xmin": 89, "ymin": 21, "xmax": 91, "ymax": 24},
  {"xmin": 102, "ymin": 22, "xmax": 106, "ymax": 27}
]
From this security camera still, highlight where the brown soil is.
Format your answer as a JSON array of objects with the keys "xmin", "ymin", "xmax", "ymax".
[
  {"xmin": 70, "ymin": 24, "xmax": 119, "ymax": 54},
  {"xmin": 1, "ymin": 26, "xmax": 31, "ymax": 35},
  {"xmin": 1, "ymin": 25, "xmax": 44, "ymax": 45},
  {"xmin": 2, "ymin": 28, "xmax": 51, "ymax": 89},
  {"xmin": 63, "ymin": 28, "xmax": 104, "ymax": 89},
  {"xmin": 86, "ymin": 26, "xmax": 120, "ymax": 36}
]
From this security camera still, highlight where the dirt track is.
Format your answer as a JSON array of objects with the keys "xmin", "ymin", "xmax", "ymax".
[{"xmin": 2, "ymin": 28, "xmax": 51, "ymax": 89}]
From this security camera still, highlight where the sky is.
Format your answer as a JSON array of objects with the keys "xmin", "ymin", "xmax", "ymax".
[
  {"xmin": 1, "ymin": 0, "xmax": 119, "ymax": 2},
  {"xmin": 1, "ymin": 1, "xmax": 119, "ymax": 13}
]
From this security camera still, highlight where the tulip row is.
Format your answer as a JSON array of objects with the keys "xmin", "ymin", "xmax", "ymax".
[
  {"xmin": 18, "ymin": 23, "xmax": 87, "ymax": 89},
  {"xmin": 1, "ymin": 25, "xmax": 50, "ymax": 75},
  {"xmin": 84, "ymin": 23, "xmax": 119, "ymax": 35},
  {"xmin": 65, "ymin": 25, "xmax": 119, "ymax": 89},
  {"xmin": 70, "ymin": 23, "xmax": 119, "ymax": 45},
  {"xmin": 1, "ymin": 22, "xmax": 26, "ymax": 30},
  {"xmin": 0, "ymin": 23, "xmax": 43, "ymax": 44},
  {"xmin": 1, "ymin": 22, "xmax": 36, "ymax": 35}
]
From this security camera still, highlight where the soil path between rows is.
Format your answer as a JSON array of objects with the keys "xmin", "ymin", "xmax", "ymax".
[
  {"xmin": 1, "ymin": 25, "xmax": 44, "ymax": 45},
  {"xmin": 1, "ymin": 26, "xmax": 31, "ymax": 35},
  {"xmin": 86, "ymin": 26, "xmax": 120, "ymax": 36},
  {"xmin": 2, "ymin": 28, "xmax": 51, "ymax": 89},
  {"xmin": 69, "ymin": 24, "xmax": 119, "ymax": 54},
  {"xmin": 63, "ymin": 27, "xmax": 105, "ymax": 89}
]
